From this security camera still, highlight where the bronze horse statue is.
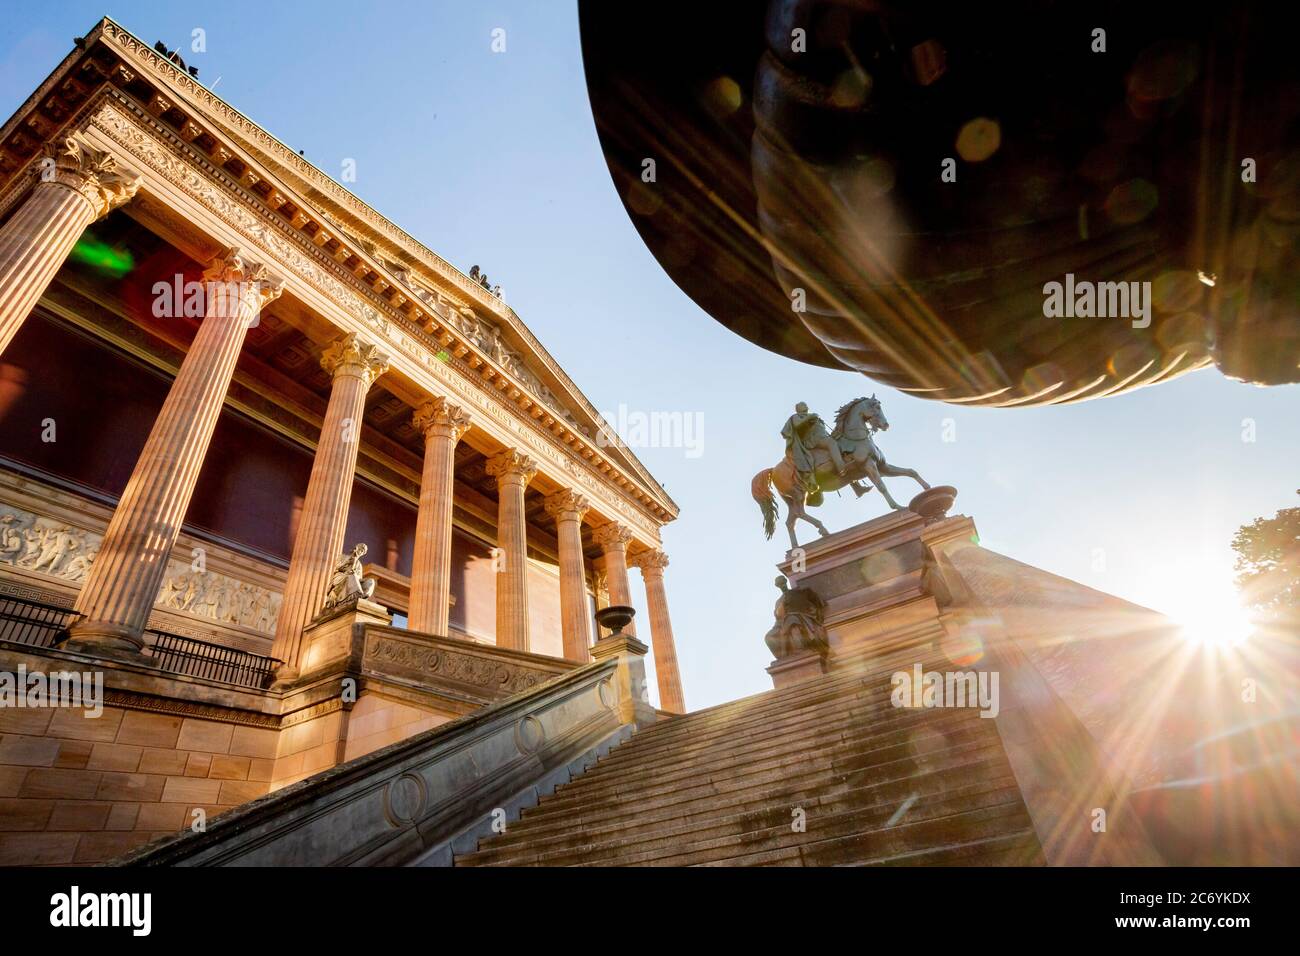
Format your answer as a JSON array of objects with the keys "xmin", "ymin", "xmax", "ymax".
[{"xmin": 752, "ymin": 397, "xmax": 930, "ymax": 549}]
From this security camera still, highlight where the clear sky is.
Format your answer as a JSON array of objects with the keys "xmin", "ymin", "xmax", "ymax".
[{"xmin": 2, "ymin": 1, "xmax": 1296, "ymax": 709}]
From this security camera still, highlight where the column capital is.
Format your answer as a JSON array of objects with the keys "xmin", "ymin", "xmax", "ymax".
[
  {"xmin": 202, "ymin": 246, "xmax": 284, "ymax": 315},
  {"xmin": 41, "ymin": 134, "xmax": 141, "ymax": 219},
  {"xmin": 630, "ymin": 548, "xmax": 670, "ymax": 577},
  {"xmin": 321, "ymin": 333, "xmax": 389, "ymax": 386},
  {"xmin": 543, "ymin": 489, "xmax": 591, "ymax": 523},
  {"xmin": 485, "ymin": 448, "xmax": 537, "ymax": 488},
  {"xmin": 413, "ymin": 396, "xmax": 472, "ymax": 443},
  {"xmin": 592, "ymin": 522, "xmax": 634, "ymax": 552}
]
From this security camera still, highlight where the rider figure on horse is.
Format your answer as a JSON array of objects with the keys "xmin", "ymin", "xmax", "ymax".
[{"xmin": 782, "ymin": 401, "xmax": 847, "ymax": 493}]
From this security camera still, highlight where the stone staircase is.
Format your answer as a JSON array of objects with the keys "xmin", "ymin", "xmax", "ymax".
[{"xmin": 455, "ymin": 649, "xmax": 1045, "ymax": 866}]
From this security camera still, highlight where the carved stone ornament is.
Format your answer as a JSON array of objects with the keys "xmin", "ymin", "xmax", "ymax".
[
  {"xmin": 629, "ymin": 548, "xmax": 669, "ymax": 575},
  {"xmin": 412, "ymin": 397, "xmax": 472, "ymax": 443},
  {"xmin": 484, "ymin": 449, "xmax": 538, "ymax": 486},
  {"xmin": 543, "ymin": 489, "xmax": 591, "ymax": 522},
  {"xmin": 41, "ymin": 134, "xmax": 142, "ymax": 218},
  {"xmin": 202, "ymin": 245, "xmax": 285, "ymax": 314},
  {"xmin": 592, "ymin": 522, "xmax": 633, "ymax": 551},
  {"xmin": 0, "ymin": 502, "xmax": 282, "ymax": 634},
  {"xmin": 320, "ymin": 333, "xmax": 390, "ymax": 386}
]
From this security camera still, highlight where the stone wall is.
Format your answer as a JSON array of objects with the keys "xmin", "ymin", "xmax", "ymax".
[{"xmin": 0, "ymin": 701, "xmax": 275, "ymax": 864}]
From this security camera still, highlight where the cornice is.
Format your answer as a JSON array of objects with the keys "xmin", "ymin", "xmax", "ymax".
[
  {"xmin": 0, "ymin": 18, "xmax": 677, "ymax": 531},
  {"xmin": 86, "ymin": 17, "xmax": 677, "ymax": 520},
  {"xmin": 74, "ymin": 93, "xmax": 663, "ymax": 542}
]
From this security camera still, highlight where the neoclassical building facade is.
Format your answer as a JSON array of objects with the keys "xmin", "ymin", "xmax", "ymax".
[{"xmin": 0, "ymin": 19, "xmax": 682, "ymax": 863}]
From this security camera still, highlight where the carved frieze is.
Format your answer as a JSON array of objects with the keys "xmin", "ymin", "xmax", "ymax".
[
  {"xmin": 0, "ymin": 500, "xmax": 282, "ymax": 634},
  {"xmin": 364, "ymin": 631, "xmax": 566, "ymax": 699}
]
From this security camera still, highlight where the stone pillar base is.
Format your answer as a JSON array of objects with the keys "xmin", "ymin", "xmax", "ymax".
[
  {"xmin": 766, "ymin": 650, "xmax": 828, "ymax": 690},
  {"xmin": 62, "ymin": 619, "xmax": 151, "ymax": 664}
]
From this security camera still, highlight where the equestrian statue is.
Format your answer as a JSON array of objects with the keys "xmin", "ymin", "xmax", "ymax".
[{"xmin": 752, "ymin": 396, "xmax": 931, "ymax": 549}]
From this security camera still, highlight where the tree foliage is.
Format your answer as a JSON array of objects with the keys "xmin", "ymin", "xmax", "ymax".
[{"xmin": 1232, "ymin": 492, "xmax": 1300, "ymax": 616}]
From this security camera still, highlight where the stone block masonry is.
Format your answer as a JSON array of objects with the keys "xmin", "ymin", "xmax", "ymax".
[{"xmin": 0, "ymin": 703, "xmax": 275, "ymax": 864}]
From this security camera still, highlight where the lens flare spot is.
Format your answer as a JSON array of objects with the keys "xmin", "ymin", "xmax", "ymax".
[
  {"xmin": 702, "ymin": 76, "xmax": 742, "ymax": 117},
  {"xmin": 943, "ymin": 633, "xmax": 985, "ymax": 667},
  {"xmin": 1105, "ymin": 178, "xmax": 1158, "ymax": 225},
  {"xmin": 861, "ymin": 549, "xmax": 901, "ymax": 582},
  {"xmin": 955, "ymin": 118, "xmax": 1001, "ymax": 162},
  {"xmin": 69, "ymin": 237, "xmax": 133, "ymax": 278}
]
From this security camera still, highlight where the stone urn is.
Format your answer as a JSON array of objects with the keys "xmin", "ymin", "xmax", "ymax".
[{"xmin": 595, "ymin": 605, "xmax": 636, "ymax": 636}]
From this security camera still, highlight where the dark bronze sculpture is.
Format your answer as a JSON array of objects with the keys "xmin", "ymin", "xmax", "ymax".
[
  {"xmin": 764, "ymin": 576, "xmax": 829, "ymax": 661},
  {"xmin": 580, "ymin": 1, "xmax": 1299, "ymax": 404},
  {"xmin": 753, "ymin": 396, "xmax": 930, "ymax": 547}
]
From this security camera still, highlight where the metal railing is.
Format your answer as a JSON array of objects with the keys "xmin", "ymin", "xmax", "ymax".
[
  {"xmin": 0, "ymin": 595, "xmax": 73, "ymax": 649},
  {"xmin": 146, "ymin": 630, "xmax": 282, "ymax": 690},
  {"xmin": 0, "ymin": 593, "xmax": 281, "ymax": 690}
]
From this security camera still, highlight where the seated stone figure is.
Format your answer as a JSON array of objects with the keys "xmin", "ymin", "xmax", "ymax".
[
  {"xmin": 324, "ymin": 543, "xmax": 377, "ymax": 611},
  {"xmin": 764, "ymin": 576, "xmax": 829, "ymax": 660}
]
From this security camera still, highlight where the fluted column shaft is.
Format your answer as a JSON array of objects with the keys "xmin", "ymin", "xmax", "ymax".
[
  {"xmin": 69, "ymin": 249, "xmax": 282, "ymax": 653},
  {"xmin": 272, "ymin": 334, "xmax": 388, "ymax": 675},
  {"xmin": 485, "ymin": 449, "xmax": 536, "ymax": 652},
  {"xmin": 631, "ymin": 549, "xmax": 686, "ymax": 714},
  {"xmin": 0, "ymin": 135, "xmax": 141, "ymax": 355},
  {"xmin": 593, "ymin": 522, "xmax": 636, "ymax": 637},
  {"xmin": 408, "ymin": 398, "xmax": 471, "ymax": 634},
  {"xmin": 545, "ymin": 490, "xmax": 594, "ymax": 662}
]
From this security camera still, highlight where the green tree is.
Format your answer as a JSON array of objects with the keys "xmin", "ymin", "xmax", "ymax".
[{"xmin": 1232, "ymin": 492, "xmax": 1300, "ymax": 618}]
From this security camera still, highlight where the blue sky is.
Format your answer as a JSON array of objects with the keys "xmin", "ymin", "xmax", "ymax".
[{"xmin": 2, "ymin": 1, "xmax": 1296, "ymax": 709}]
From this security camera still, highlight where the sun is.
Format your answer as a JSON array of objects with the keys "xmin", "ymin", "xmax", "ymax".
[
  {"xmin": 1174, "ymin": 597, "xmax": 1254, "ymax": 648},
  {"xmin": 1140, "ymin": 553, "xmax": 1256, "ymax": 648}
]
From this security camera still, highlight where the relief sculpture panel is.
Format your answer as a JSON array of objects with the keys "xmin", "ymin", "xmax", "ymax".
[{"xmin": 0, "ymin": 501, "xmax": 281, "ymax": 634}]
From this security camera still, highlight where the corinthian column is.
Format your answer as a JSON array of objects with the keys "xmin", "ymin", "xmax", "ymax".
[
  {"xmin": 593, "ymin": 522, "xmax": 636, "ymax": 637},
  {"xmin": 544, "ymin": 490, "xmax": 594, "ymax": 662},
  {"xmin": 630, "ymin": 549, "xmax": 686, "ymax": 714},
  {"xmin": 0, "ymin": 135, "xmax": 141, "ymax": 355},
  {"xmin": 484, "ymin": 449, "xmax": 536, "ymax": 652},
  {"xmin": 68, "ymin": 249, "xmax": 282, "ymax": 655},
  {"xmin": 408, "ymin": 397, "xmax": 471, "ymax": 635},
  {"xmin": 272, "ymin": 334, "xmax": 389, "ymax": 677}
]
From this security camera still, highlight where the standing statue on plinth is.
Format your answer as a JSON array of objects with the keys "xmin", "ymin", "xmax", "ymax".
[
  {"xmin": 751, "ymin": 396, "xmax": 933, "ymax": 549},
  {"xmin": 324, "ymin": 543, "xmax": 377, "ymax": 611}
]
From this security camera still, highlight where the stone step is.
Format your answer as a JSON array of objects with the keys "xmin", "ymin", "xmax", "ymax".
[
  {"xmin": 595, "ymin": 689, "xmax": 872, "ymax": 767},
  {"xmin": 451, "ymin": 656, "xmax": 1039, "ymax": 867},
  {"xmin": 538, "ymin": 712, "xmax": 999, "ymax": 811},
  {"xmin": 708, "ymin": 827, "xmax": 1044, "ymax": 868},
  {"xmin": 464, "ymin": 794, "xmax": 1034, "ymax": 867},
  {"xmin": 463, "ymin": 772, "xmax": 1023, "ymax": 864},
  {"xmin": 848, "ymin": 829, "xmax": 1046, "ymax": 866},
  {"xmin": 627, "ymin": 648, "xmax": 951, "ymax": 744},
  {"xmin": 593, "ymin": 678, "xmax": 953, "ymax": 770},
  {"xmin": 552, "ymin": 706, "xmax": 990, "ymax": 802},
  {"xmin": 493, "ymin": 735, "xmax": 1010, "ymax": 834},
  {"xmin": 493, "ymin": 746, "xmax": 1015, "ymax": 841},
  {"xmin": 630, "ymin": 654, "xmax": 952, "ymax": 745}
]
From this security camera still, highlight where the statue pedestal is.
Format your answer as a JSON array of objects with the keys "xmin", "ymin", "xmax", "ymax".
[
  {"xmin": 298, "ymin": 598, "xmax": 393, "ymax": 676},
  {"xmin": 772, "ymin": 508, "xmax": 975, "ymax": 671},
  {"xmin": 765, "ymin": 649, "xmax": 827, "ymax": 689}
]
